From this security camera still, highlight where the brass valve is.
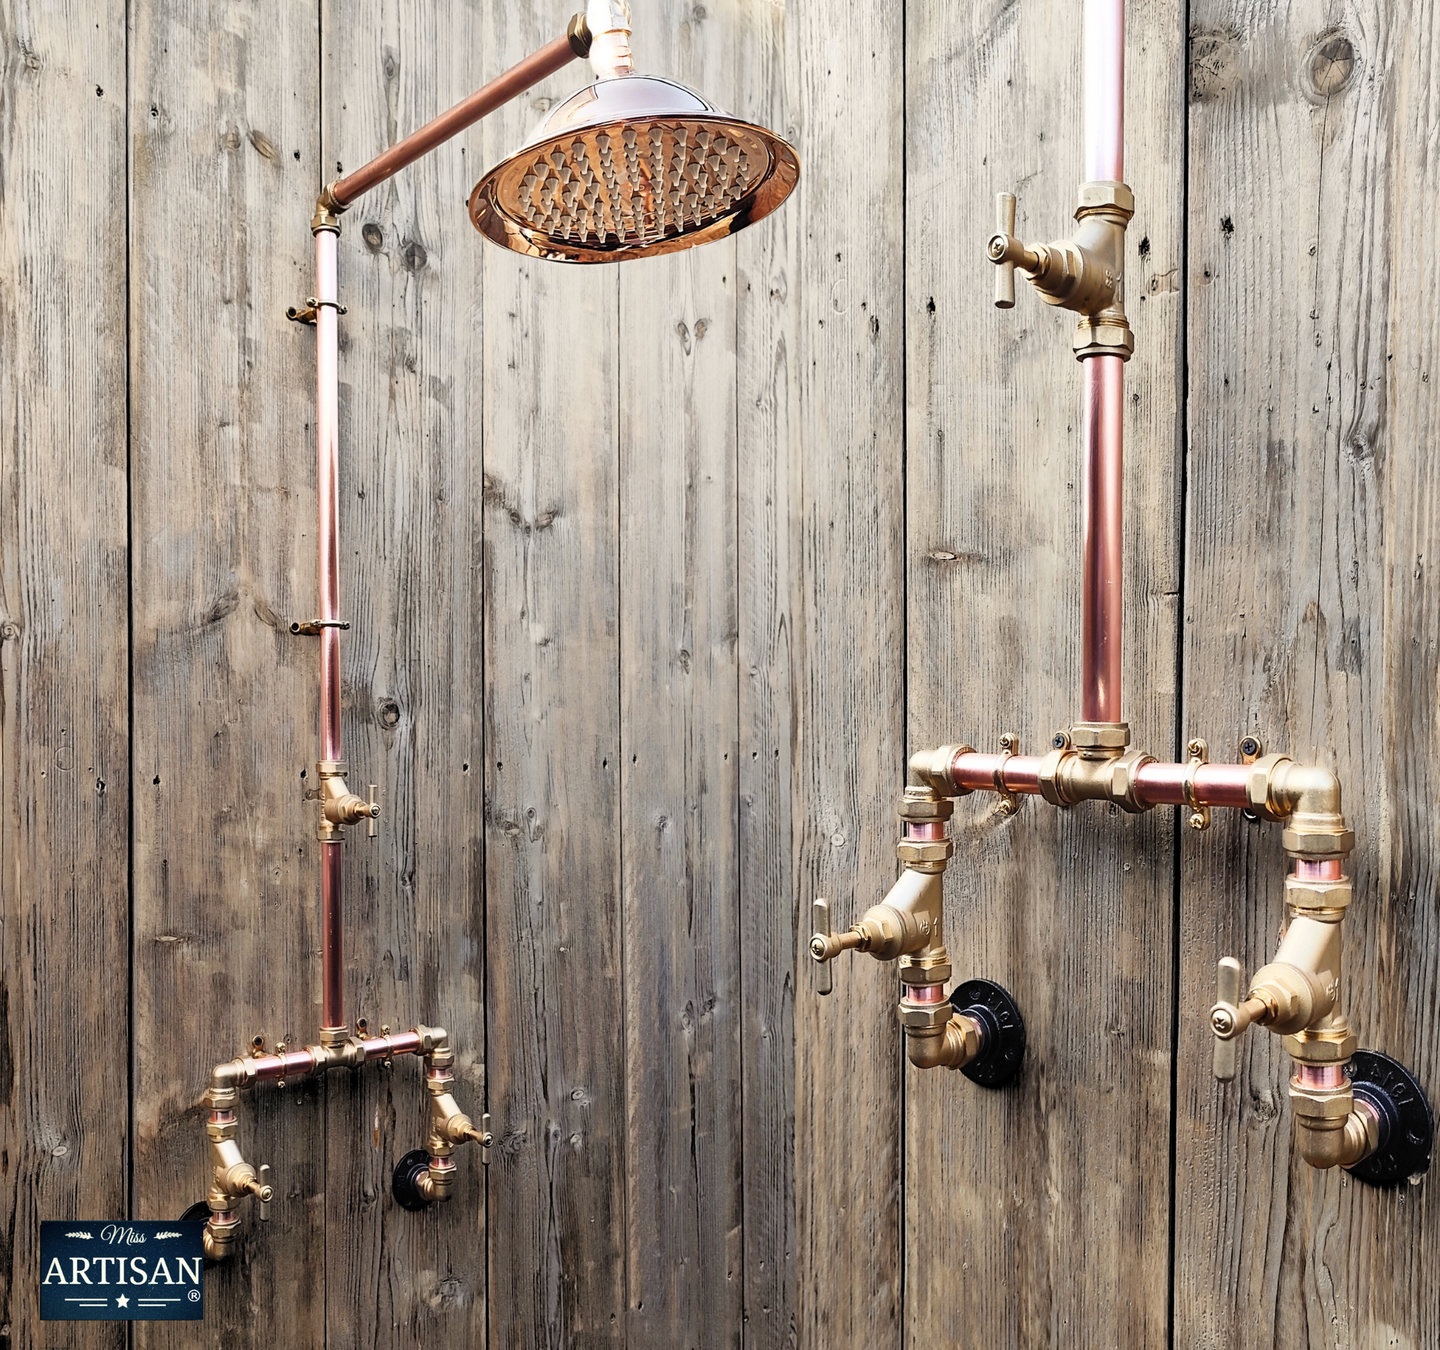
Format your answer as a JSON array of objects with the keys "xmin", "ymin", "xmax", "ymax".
[
  {"xmin": 1210, "ymin": 956, "xmax": 1271, "ymax": 1080},
  {"xmin": 987, "ymin": 183, "xmax": 1135, "ymax": 359}
]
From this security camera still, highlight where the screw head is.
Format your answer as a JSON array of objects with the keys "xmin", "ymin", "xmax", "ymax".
[
  {"xmin": 1240, "ymin": 736, "xmax": 1261, "ymax": 757},
  {"xmin": 1052, "ymin": 733, "xmax": 1066, "ymax": 749}
]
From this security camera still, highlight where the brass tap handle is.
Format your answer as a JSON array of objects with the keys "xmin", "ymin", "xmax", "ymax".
[
  {"xmin": 246, "ymin": 1168, "xmax": 275, "ymax": 1206},
  {"xmin": 258, "ymin": 1164, "xmax": 272, "ymax": 1220},
  {"xmin": 478, "ymin": 1112, "xmax": 493, "ymax": 1166},
  {"xmin": 993, "ymin": 193, "xmax": 1017, "ymax": 309},
  {"xmin": 811, "ymin": 899, "xmax": 834, "ymax": 995},
  {"xmin": 367, "ymin": 784, "xmax": 379, "ymax": 838},
  {"xmin": 1212, "ymin": 956, "xmax": 1245, "ymax": 1081}
]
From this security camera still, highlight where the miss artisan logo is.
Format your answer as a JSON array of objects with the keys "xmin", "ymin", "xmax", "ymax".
[{"xmin": 39, "ymin": 1221, "xmax": 204, "ymax": 1320}]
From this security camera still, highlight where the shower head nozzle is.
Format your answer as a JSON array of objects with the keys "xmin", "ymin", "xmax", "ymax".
[{"xmin": 470, "ymin": 74, "xmax": 798, "ymax": 263}]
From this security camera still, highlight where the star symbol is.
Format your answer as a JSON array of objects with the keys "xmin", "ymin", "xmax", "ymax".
[{"xmin": 116, "ymin": 1295, "xmax": 130, "ymax": 1308}]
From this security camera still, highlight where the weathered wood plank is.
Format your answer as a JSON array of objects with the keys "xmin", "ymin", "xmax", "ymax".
[
  {"xmin": 783, "ymin": 0, "xmax": 908, "ymax": 1343},
  {"xmin": 904, "ymin": 0, "xmax": 1184, "ymax": 1344},
  {"xmin": 129, "ymin": 4, "xmax": 323, "ymax": 1345},
  {"xmin": 1178, "ymin": 3, "xmax": 1440, "ymax": 1345},
  {"xmin": 734, "ymin": 0, "xmax": 802, "ymax": 1339},
  {"xmin": 0, "ymin": 0, "xmax": 128, "ymax": 1344},
  {"xmin": 616, "ymin": 4, "xmax": 743, "ymax": 1344},
  {"xmin": 320, "ymin": 1, "xmax": 489, "ymax": 1342},
  {"xmin": 479, "ymin": 6, "xmax": 626, "ymax": 1345}
]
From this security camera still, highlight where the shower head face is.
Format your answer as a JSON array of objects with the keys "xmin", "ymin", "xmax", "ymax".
[{"xmin": 470, "ymin": 74, "xmax": 799, "ymax": 263}]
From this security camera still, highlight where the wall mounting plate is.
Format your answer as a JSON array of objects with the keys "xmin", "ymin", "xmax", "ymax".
[
  {"xmin": 952, "ymin": 978, "xmax": 1027, "ymax": 1089},
  {"xmin": 1346, "ymin": 1049, "xmax": 1434, "ymax": 1186}
]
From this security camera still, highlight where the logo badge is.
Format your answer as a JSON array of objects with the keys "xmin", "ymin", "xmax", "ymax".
[{"xmin": 41, "ymin": 1222, "xmax": 204, "ymax": 1321}]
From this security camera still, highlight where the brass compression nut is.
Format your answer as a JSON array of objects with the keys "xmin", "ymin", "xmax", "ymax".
[
  {"xmin": 899, "ymin": 954, "xmax": 953, "ymax": 986},
  {"xmin": 1108, "ymin": 750, "xmax": 1156, "ymax": 813},
  {"xmin": 898, "ymin": 1001, "xmax": 953, "ymax": 1033},
  {"xmin": 1075, "ymin": 180, "xmax": 1136, "ymax": 220},
  {"xmin": 1283, "ymin": 1025, "xmax": 1359, "ymax": 1064},
  {"xmin": 1284, "ymin": 875, "xmax": 1353, "ymax": 916},
  {"xmin": 1068, "ymin": 721, "xmax": 1131, "ymax": 754},
  {"xmin": 896, "ymin": 838, "xmax": 953, "ymax": 868},
  {"xmin": 1245, "ymin": 753, "xmax": 1293, "ymax": 819},
  {"xmin": 1288, "ymin": 1080, "xmax": 1356, "ymax": 1122},
  {"xmin": 1282, "ymin": 818, "xmax": 1356, "ymax": 860},
  {"xmin": 897, "ymin": 789, "xmax": 954, "ymax": 823}
]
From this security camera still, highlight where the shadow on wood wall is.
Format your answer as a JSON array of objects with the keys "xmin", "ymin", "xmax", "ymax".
[{"xmin": 0, "ymin": 0, "xmax": 1435, "ymax": 1347}]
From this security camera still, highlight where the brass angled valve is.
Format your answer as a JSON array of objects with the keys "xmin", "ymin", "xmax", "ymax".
[
  {"xmin": 1209, "ymin": 828, "xmax": 1434, "ymax": 1183},
  {"xmin": 313, "ymin": 760, "xmax": 381, "ymax": 841},
  {"xmin": 809, "ymin": 786, "xmax": 1027, "ymax": 1086},
  {"xmin": 986, "ymin": 182, "xmax": 1135, "ymax": 360}
]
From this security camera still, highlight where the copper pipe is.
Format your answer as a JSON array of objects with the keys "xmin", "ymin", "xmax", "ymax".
[
  {"xmin": 1294, "ymin": 859, "xmax": 1344, "ymax": 881},
  {"xmin": 315, "ymin": 228, "xmax": 342, "ymax": 763},
  {"xmin": 1296, "ymin": 1063, "xmax": 1346, "ymax": 1088},
  {"xmin": 322, "ymin": 843, "xmax": 344, "ymax": 1030},
  {"xmin": 361, "ymin": 1030, "xmax": 424, "ymax": 1059},
  {"xmin": 252, "ymin": 1050, "xmax": 323, "ymax": 1083},
  {"xmin": 904, "ymin": 821, "xmax": 946, "ymax": 840},
  {"xmin": 330, "ymin": 34, "xmax": 581, "ymax": 209},
  {"xmin": 1131, "ymin": 761, "xmax": 1250, "ymax": 809},
  {"xmin": 1081, "ymin": 355, "xmax": 1124, "ymax": 723},
  {"xmin": 1083, "ymin": 0, "xmax": 1125, "ymax": 182},
  {"xmin": 905, "ymin": 983, "xmax": 948, "ymax": 1004},
  {"xmin": 951, "ymin": 753, "xmax": 1045, "ymax": 796}
]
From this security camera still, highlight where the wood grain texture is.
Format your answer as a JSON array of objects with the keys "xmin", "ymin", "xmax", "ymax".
[
  {"xmin": 904, "ymin": 0, "xmax": 1184, "ymax": 1345},
  {"xmin": 734, "ymin": 0, "xmax": 802, "ymax": 1339},
  {"xmin": 1177, "ymin": 2, "xmax": 1440, "ymax": 1346},
  {"xmin": 128, "ymin": 3, "xmax": 323, "ymax": 1345},
  {"xmin": 783, "ymin": 0, "xmax": 908, "ymax": 1343},
  {"xmin": 320, "ymin": 0, "xmax": 489, "ymax": 1342},
  {"xmin": 478, "ymin": 6, "xmax": 626, "ymax": 1345},
  {"xmin": 617, "ymin": 4, "xmax": 743, "ymax": 1345},
  {"xmin": 0, "ymin": 0, "xmax": 128, "ymax": 1344}
]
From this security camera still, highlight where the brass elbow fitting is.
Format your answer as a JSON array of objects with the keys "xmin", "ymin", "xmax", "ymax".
[
  {"xmin": 902, "ymin": 1004, "xmax": 983, "ymax": 1071},
  {"xmin": 1289, "ymin": 1071, "xmax": 1381, "ymax": 1170}
]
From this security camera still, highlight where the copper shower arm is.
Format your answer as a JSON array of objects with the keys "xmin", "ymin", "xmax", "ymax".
[{"xmin": 323, "ymin": 19, "xmax": 590, "ymax": 215}]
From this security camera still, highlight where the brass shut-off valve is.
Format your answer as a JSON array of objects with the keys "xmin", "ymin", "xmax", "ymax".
[
  {"xmin": 987, "ymin": 182, "xmax": 1135, "ymax": 361},
  {"xmin": 1208, "ymin": 783, "xmax": 1434, "ymax": 1183},
  {"xmin": 809, "ymin": 785, "xmax": 1027, "ymax": 1087},
  {"xmin": 312, "ymin": 759, "xmax": 381, "ymax": 841}
]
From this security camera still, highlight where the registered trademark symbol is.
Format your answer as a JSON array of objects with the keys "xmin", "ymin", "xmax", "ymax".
[{"xmin": 188, "ymin": 1289, "xmax": 201, "ymax": 1302}]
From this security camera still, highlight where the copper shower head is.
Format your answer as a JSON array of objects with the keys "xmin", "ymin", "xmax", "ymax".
[{"xmin": 469, "ymin": 73, "xmax": 799, "ymax": 263}]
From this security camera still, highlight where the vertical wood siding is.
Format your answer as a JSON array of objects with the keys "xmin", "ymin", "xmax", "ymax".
[{"xmin": 0, "ymin": 0, "xmax": 1436, "ymax": 1346}]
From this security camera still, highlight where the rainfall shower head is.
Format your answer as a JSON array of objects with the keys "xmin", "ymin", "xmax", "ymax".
[{"xmin": 469, "ymin": 73, "xmax": 799, "ymax": 263}]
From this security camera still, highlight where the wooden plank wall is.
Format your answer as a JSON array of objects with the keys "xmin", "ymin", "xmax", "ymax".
[{"xmin": 3, "ymin": 0, "xmax": 1439, "ymax": 1347}]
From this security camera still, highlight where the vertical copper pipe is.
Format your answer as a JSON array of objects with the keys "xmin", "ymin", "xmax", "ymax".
[
  {"xmin": 1084, "ymin": 0, "xmax": 1125, "ymax": 182},
  {"xmin": 1081, "ymin": 355, "xmax": 1124, "ymax": 723},
  {"xmin": 322, "ymin": 843, "xmax": 344, "ymax": 1030},
  {"xmin": 315, "ymin": 229, "xmax": 342, "ymax": 763},
  {"xmin": 315, "ymin": 226, "xmax": 345, "ymax": 1031}
]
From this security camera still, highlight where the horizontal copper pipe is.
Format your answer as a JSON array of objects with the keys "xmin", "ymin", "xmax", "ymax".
[
  {"xmin": 952, "ymin": 753, "xmax": 1044, "ymax": 796},
  {"xmin": 253, "ymin": 1050, "xmax": 325, "ymax": 1083},
  {"xmin": 948, "ymin": 750, "xmax": 1256, "ymax": 811},
  {"xmin": 331, "ymin": 33, "xmax": 580, "ymax": 208},
  {"xmin": 1131, "ymin": 761, "xmax": 1250, "ymax": 809},
  {"xmin": 361, "ymin": 1030, "xmax": 424, "ymax": 1060}
]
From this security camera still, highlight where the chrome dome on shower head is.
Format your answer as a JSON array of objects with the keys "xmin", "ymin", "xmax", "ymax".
[{"xmin": 469, "ymin": 73, "xmax": 799, "ymax": 263}]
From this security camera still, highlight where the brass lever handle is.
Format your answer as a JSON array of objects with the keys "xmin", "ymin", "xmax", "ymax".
[
  {"xmin": 811, "ymin": 899, "xmax": 834, "ymax": 995},
  {"xmin": 993, "ymin": 193, "xmax": 1016, "ymax": 309},
  {"xmin": 257, "ymin": 1163, "xmax": 272, "ymax": 1220},
  {"xmin": 1212, "ymin": 956, "xmax": 1244, "ymax": 1081},
  {"xmin": 367, "ymin": 784, "xmax": 379, "ymax": 838}
]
